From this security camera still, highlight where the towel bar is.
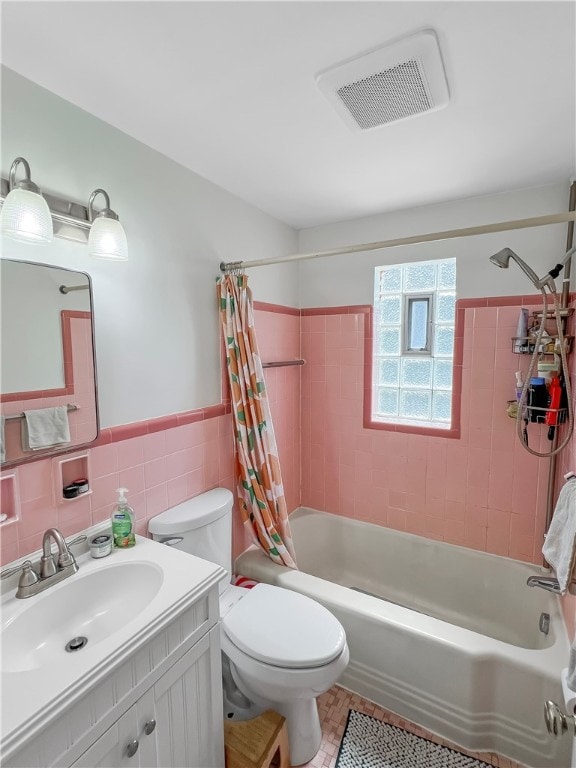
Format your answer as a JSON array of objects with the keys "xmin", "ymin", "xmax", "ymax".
[
  {"xmin": 262, "ymin": 359, "xmax": 305, "ymax": 369},
  {"xmin": 4, "ymin": 404, "xmax": 79, "ymax": 422}
]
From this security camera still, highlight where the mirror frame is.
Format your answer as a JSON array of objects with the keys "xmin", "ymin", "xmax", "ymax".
[{"xmin": 0, "ymin": 258, "xmax": 100, "ymax": 468}]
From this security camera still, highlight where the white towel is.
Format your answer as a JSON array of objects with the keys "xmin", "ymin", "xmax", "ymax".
[
  {"xmin": 542, "ymin": 478, "xmax": 576, "ymax": 594},
  {"xmin": 21, "ymin": 406, "xmax": 71, "ymax": 451}
]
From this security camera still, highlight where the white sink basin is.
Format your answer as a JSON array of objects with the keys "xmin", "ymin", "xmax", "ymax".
[
  {"xmin": 1, "ymin": 561, "xmax": 163, "ymax": 672},
  {"xmin": 1, "ymin": 534, "xmax": 226, "ymax": 761}
]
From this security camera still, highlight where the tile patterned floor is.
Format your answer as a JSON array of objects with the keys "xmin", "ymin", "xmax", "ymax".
[{"xmin": 300, "ymin": 685, "xmax": 524, "ymax": 768}]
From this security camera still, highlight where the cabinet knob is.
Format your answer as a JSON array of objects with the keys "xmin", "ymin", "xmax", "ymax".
[
  {"xmin": 125, "ymin": 739, "xmax": 139, "ymax": 758},
  {"xmin": 144, "ymin": 719, "xmax": 156, "ymax": 735}
]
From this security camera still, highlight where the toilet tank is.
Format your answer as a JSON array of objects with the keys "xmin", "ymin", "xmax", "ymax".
[{"xmin": 148, "ymin": 488, "xmax": 234, "ymax": 593}]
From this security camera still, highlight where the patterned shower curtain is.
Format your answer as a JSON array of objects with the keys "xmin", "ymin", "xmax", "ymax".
[{"xmin": 217, "ymin": 273, "xmax": 297, "ymax": 568}]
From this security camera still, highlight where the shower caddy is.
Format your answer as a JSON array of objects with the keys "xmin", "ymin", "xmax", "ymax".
[{"xmin": 509, "ymin": 306, "xmax": 574, "ymax": 424}]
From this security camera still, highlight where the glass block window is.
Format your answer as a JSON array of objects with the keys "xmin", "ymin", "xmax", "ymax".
[{"xmin": 373, "ymin": 258, "xmax": 456, "ymax": 428}]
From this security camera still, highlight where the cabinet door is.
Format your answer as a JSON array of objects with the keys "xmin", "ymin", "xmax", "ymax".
[
  {"xmin": 72, "ymin": 689, "xmax": 156, "ymax": 768},
  {"xmin": 154, "ymin": 626, "xmax": 224, "ymax": 768}
]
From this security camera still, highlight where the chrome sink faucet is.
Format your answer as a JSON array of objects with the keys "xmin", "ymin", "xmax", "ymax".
[
  {"xmin": 40, "ymin": 528, "xmax": 78, "ymax": 577},
  {"xmin": 1, "ymin": 529, "xmax": 86, "ymax": 599}
]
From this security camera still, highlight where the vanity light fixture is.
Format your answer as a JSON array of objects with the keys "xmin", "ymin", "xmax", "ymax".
[
  {"xmin": 87, "ymin": 189, "xmax": 128, "ymax": 261},
  {"xmin": 0, "ymin": 157, "xmax": 53, "ymax": 244},
  {"xmin": 0, "ymin": 159, "xmax": 128, "ymax": 258}
]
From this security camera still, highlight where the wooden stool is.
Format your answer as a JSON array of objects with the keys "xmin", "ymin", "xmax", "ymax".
[{"xmin": 224, "ymin": 709, "xmax": 290, "ymax": 768}]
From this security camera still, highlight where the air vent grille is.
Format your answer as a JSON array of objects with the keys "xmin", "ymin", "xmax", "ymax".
[
  {"xmin": 337, "ymin": 59, "xmax": 432, "ymax": 129},
  {"xmin": 316, "ymin": 30, "xmax": 449, "ymax": 132}
]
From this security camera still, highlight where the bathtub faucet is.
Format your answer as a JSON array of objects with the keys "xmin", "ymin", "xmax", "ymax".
[{"xmin": 526, "ymin": 575, "xmax": 562, "ymax": 594}]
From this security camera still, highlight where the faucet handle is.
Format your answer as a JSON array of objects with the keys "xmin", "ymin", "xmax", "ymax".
[
  {"xmin": 1, "ymin": 560, "xmax": 40, "ymax": 588},
  {"xmin": 18, "ymin": 561, "xmax": 40, "ymax": 588},
  {"xmin": 58, "ymin": 534, "xmax": 87, "ymax": 568},
  {"xmin": 1, "ymin": 562, "xmax": 25, "ymax": 579}
]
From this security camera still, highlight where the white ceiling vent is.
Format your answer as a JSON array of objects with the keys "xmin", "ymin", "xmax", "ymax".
[{"xmin": 316, "ymin": 30, "xmax": 449, "ymax": 132}]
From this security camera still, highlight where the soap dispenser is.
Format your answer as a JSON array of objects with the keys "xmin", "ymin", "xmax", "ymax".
[{"xmin": 111, "ymin": 487, "xmax": 136, "ymax": 548}]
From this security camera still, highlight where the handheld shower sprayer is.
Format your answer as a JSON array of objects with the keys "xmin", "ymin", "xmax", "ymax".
[
  {"xmin": 487, "ymin": 246, "xmax": 575, "ymax": 458},
  {"xmin": 489, "ymin": 246, "xmax": 576, "ymax": 291}
]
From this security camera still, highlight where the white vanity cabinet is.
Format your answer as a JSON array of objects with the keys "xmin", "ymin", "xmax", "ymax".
[
  {"xmin": 71, "ymin": 689, "xmax": 157, "ymax": 768},
  {"xmin": 5, "ymin": 581, "xmax": 225, "ymax": 768},
  {"xmin": 72, "ymin": 630, "xmax": 221, "ymax": 768},
  {"xmin": 153, "ymin": 631, "xmax": 221, "ymax": 768}
]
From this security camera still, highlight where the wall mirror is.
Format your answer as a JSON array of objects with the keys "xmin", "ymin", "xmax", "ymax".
[{"xmin": 1, "ymin": 258, "xmax": 99, "ymax": 467}]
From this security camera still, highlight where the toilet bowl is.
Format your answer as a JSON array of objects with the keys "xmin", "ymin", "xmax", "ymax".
[
  {"xmin": 220, "ymin": 583, "xmax": 349, "ymax": 764},
  {"xmin": 148, "ymin": 489, "xmax": 350, "ymax": 765}
]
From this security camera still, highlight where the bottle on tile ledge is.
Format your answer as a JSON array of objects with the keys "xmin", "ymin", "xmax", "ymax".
[
  {"xmin": 515, "ymin": 371, "xmax": 523, "ymax": 401},
  {"xmin": 111, "ymin": 487, "xmax": 136, "ymax": 548},
  {"xmin": 513, "ymin": 308, "xmax": 529, "ymax": 352}
]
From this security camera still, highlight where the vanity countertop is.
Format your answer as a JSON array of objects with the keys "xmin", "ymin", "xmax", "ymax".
[{"xmin": 1, "ymin": 534, "xmax": 224, "ymax": 760}]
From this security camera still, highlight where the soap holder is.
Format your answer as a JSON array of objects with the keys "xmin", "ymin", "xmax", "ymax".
[{"xmin": 53, "ymin": 452, "xmax": 92, "ymax": 504}]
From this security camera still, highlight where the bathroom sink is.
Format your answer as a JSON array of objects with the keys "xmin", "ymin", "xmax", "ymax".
[
  {"xmin": 1, "ymin": 533, "xmax": 226, "ymax": 764},
  {"xmin": 1, "ymin": 561, "xmax": 163, "ymax": 672}
]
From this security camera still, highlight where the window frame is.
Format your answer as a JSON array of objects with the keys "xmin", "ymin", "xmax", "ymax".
[
  {"xmin": 369, "ymin": 257, "xmax": 459, "ymax": 436},
  {"xmin": 402, "ymin": 292, "xmax": 434, "ymax": 355}
]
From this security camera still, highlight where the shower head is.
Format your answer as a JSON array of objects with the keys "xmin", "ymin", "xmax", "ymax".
[
  {"xmin": 489, "ymin": 245, "xmax": 576, "ymax": 292},
  {"xmin": 489, "ymin": 248, "xmax": 513, "ymax": 269},
  {"xmin": 489, "ymin": 247, "xmax": 549, "ymax": 290}
]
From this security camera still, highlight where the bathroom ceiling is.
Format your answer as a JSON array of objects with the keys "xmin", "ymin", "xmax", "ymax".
[{"xmin": 1, "ymin": 1, "xmax": 575, "ymax": 229}]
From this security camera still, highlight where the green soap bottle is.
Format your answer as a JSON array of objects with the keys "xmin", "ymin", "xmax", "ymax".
[{"xmin": 111, "ymin": 487, "xmax": 136, "ymax": 548}]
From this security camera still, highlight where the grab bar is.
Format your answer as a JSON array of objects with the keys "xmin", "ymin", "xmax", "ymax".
[{"xmin": 262, "ymin": 359, "xmax": 305, "ymax": 369}]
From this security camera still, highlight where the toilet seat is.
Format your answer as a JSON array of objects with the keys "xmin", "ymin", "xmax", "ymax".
[
  {"xmin": 221, "ymin": 628, "xmax": 350, "ymax": 698},
  {"xmin": 221, "ymin": 583, "xmax": 346, "ymax": 669}
]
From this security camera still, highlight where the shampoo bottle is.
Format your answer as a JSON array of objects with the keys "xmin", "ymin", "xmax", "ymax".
[
  {"xmin": 513, "ymin": 309, "xmax": 529, "ymax": 353},
  {"xmin": 111, "ymin": 487, "xmax": 136, "ymax": 548},
  {"xmin": 545, "ymin": 376, "xmax": 562, "ymax": 440},
  {"xmin": 515, "ymin": 371, "xmax": 523, "ymax": 401}
]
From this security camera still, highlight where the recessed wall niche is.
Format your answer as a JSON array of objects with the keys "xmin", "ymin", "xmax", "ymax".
[{"xmin": 0, "ymin": 472, "xmax": 21, "ymax": 525}]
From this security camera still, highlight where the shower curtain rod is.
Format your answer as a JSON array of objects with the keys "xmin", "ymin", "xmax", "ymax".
[{"xmin": 220, "ymin": 210, "xmax": 576, "ymax": 272}]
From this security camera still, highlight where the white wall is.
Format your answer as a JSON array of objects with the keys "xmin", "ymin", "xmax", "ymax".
[
  {"xmin": 298, "ymin": 182, "xmax": 573, "ymax": 306},
  {"xmin": 1, "ymin": 67, "xmax": 299, "ymax": 428}
]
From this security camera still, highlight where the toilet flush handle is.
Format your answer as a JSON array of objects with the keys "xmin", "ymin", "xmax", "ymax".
[
  {"xmin": 544, "ymin": 700, "xmax": 576, "ymax": 738},
  {"xmin": 158, "ymin": 537, "xmax": 183, "ymax": 547}
]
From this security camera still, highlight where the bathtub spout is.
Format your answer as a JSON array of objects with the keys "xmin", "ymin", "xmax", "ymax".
[{"xmin": 526, "ymin": 575, "xmax": 562, "ymax": 593}]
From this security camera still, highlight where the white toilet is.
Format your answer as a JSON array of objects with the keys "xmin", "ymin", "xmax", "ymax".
[{"xmin": 148, "ymin": 488, "xmax": 349, "ymax": 765}]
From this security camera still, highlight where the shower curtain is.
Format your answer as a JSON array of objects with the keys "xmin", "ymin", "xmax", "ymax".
[{"xmin": 217, "ymin": 273, "xmax": 297, "ymax": 568}]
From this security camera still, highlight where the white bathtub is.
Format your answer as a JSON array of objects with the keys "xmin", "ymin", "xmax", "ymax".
[{"xmin": 235, "ymin": 508, "xmax": 571, "ymax": 768}]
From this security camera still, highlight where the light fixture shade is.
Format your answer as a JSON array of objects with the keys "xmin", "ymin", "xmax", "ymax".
[
  {"xmin": 0, "ymin": 187, "xmax": 53, "ymax": 244},
  {"xmin": 88, "ymin": 216, "xmax": 128, "ymax": 260}
]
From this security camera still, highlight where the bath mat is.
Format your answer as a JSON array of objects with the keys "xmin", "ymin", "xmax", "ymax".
[{"xmin": 335, "ymin": 710, "xmax": 492, "ymax": 768}]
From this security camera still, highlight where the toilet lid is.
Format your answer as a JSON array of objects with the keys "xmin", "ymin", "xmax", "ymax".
[{"xmin": 221, "ymin": 583, "xmax": 346, "ymax": 669}]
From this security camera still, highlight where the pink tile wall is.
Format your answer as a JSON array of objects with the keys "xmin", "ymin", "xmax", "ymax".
[
  {"xmin": 0, "ymin": 416, "xmax": 236, "ymax": 565},
  {"xmin": 1, "ymin": 296, "xmax": 571, "ymax": 576},
  {"xmin": 301, "ymin": 300, "xmax": 557, "ymax": 564},
  {"xmin": 253, "ymin": 306, "xmax": 301, "ymax": 517},
  {"xmin": 0, "ymin": 304, "xmax": 301, "ymax": 568}
]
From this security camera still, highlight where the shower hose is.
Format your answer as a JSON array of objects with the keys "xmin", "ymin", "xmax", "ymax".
[{"xmin": 515, "ymin": 288, "xmax": 574, "ymax": 458}]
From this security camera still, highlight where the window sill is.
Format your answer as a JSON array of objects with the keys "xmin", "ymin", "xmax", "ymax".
[
  {"xmin": 373, "ymin": 416, "xmax": 451, "ymax": 430},
  {"xmin": 363, "ymin": 413, "xmax": 461, "ymax": 439}
]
